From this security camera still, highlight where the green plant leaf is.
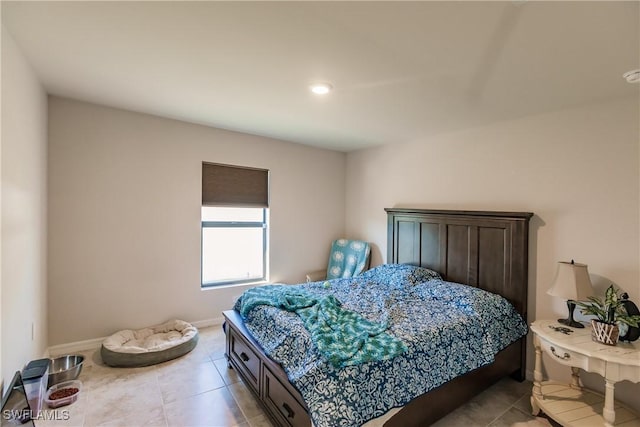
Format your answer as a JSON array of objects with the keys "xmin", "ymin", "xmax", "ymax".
[
  {"xmin": 605, "ymin": 285, "xmax": 617, "ymax": 307},
  {"xmin": 575, "ymin": 284, "xmax": 634, "ymax": 325}
]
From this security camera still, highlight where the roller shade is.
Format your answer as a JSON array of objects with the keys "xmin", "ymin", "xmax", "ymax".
[{"xmin": 202, "ymin": 162, "xmax": 269, "ymax": 207}]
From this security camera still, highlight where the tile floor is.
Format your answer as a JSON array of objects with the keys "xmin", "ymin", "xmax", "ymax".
[{"xmin": 37, "ymin": 325, "xmax": 559, "ymax": 427}]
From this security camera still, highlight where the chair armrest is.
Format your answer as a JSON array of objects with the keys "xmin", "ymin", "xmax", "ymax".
[{"xmin": 305, "ymin": 270, "xmax": 327, "ymax": 283}]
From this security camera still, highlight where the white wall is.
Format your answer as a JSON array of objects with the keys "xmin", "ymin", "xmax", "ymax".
[
  {"xmin": 47, "ymin": 97, "xmax": 346, "ymax": 345},
  {"xmin": 345, "ymin": 96, "xmax": 640, "ymax": 410},
  {"xmin": 1, "ymin": 25, "xmax": 48, "ymax": 387}
]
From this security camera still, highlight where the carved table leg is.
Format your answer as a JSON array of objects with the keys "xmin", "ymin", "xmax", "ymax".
[
  {"xmin": 570, "ymin": 367, "xmax": 581, "ymax": 389},
  {"xmin": 531, "ymin": 339, "xmax": 543, "ymax": 416},
  {"xmin": 603, "ymin": 379, "xmax": 616, "ymax": 427}
]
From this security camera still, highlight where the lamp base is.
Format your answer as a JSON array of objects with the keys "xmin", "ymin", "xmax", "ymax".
[
  {"xmin": 558, "ymin": 299, "xmax": 585, "ymax": 328},
  {"xmin": 557, "ymin": 317, "xmax": 585, "ymax": 328}
]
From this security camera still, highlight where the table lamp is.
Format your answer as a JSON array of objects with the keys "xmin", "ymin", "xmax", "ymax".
[{"xmin": 547, "ymin": 260, "xmax": 593, "ymax": 328}]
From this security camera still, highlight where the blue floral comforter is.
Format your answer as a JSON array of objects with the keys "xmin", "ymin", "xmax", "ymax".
[{"xmin": 234, "ymin": 264, "xmax": 528, "ymax": 427}]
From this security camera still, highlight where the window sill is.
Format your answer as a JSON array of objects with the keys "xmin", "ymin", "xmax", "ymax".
[{"xmin": 201, "ymin": 280, "xmax": 269, "ymax": 291}]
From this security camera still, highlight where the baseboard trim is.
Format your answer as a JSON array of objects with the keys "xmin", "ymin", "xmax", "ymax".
[
  {"xmin": 191, "ymin": 317, "xmax": 225, "ymax": 329},
  {"xmin": 46, "ymin": 317, "xmax": 225, "ymax": 356},
  {"xmin": 47, "ymin": 336, "xmax": 106, "ymax": 356}
]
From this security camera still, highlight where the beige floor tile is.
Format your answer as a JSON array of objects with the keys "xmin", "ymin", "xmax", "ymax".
[
  {"xmin": 246, "ymin": 414, "xmax": 275, "ymax": 427},
  {"xmin": 82, "ymin": 364, "xmax": 158, "ymax": 393},
  {"xmin": 198, "ymin": 326, "xmax": 225, "ymax": 340},
  {"xmin": 507, "ymin": 417, "xmax": 554, "ymax": 427},
  {"xmin": 481, "ymin": 378, "xmax": 533, "ymax": 407},
  {"xmin": 157, "ymin": 359, "xmax": 226, "ymax": 404},
  {"xmin": 487, "ymin": 407, "xmax": 540, "ymax": 426},
  {"xmin": 228, "ymin": 382, "xmax": 265, "ymax": 420},
  {"xmin": 153, "ymin": 348, "xmax": 214, "ymax": 374},
  {"xmin": 206, "ymin": 339, "xmax": 227, "ymax": 361},
  {"xmin": 213, "ymin": 358, "xmax": 240, "ymax": 386},
  {"xmin": 36, "ymin": 405, "xmax": 85, "ymax": 427},
  {"xmin": 97, "ymin": 404, "xmax": 167, "ymax": 427},
  {"xmin": 164, "ymin": 387, "xmax": 246, "ymax": 427},
  {"xmin": 84, "ymin": 378, "xmax": 163, "ymax": 426},
  {"xmin": 181, "ymin": 340, "xmax": 215, "ymax": 363},
  {"xmin": 431, "ymin": 379, "xmax": 533, "ymax": 427},
  {"xmin": 431, "ymin": 407, "xmax": 487, "ymax": 427},
  {"xmin": 36, "ymin": 414, "xmax": 84, "ymax": 427},
  {"xmin": 198, "ymin": 326, "xmax": 226, "ymax": 358},
  {"xmin": 448, "ymin": 390, "xmax": 517, "ymax": 426},
  {"xmin": 82, "ymin": 349, "xmax": 102, "ymax": 368},
  {"xmin": 514, "ymin": 394, "xmax": 533, "ymax": 412}
]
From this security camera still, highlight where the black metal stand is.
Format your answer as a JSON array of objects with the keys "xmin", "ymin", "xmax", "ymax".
[{"xmin": 557, "ymin": 299, "xmax": 584, "ymax": 328}]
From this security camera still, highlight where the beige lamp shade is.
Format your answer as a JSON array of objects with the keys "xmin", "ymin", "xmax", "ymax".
[{"xmin": 547, "ymin": 261, "xmax": 593, "ymax": 301}]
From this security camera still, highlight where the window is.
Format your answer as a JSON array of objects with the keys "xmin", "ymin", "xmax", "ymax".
[
  {"xmin": 201, "ymin": 206, "xmax": 268, "ymax": 286},
  {"xmin": 201, "ymin": 163, "xmax": 269, "ymax": 287}
]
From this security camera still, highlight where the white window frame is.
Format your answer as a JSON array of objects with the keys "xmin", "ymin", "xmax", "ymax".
[{"xmin": 201, "ymin": 207, "xmax": 268, "ymax": 288}]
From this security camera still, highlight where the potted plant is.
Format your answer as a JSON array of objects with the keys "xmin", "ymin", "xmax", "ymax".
[{"xmin": 576, "ymin": 285, "xmax": 640, "ymax": 345}]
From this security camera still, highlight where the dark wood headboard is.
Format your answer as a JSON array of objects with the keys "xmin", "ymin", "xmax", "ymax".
[{"xmin": 385, "ymin": 208, "xmax": 533, "ymax": 321}]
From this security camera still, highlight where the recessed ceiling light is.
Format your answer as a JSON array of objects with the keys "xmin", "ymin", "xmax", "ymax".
[
  {"xmin": 310, "ymin": 82, "xmax": 333, "ymax": 95},
  {"xmin": 623, "ymin": 69, "xmax": 640, "ymax": 84}
]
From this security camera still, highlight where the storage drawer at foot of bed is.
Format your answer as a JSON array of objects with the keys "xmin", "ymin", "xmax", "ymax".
[
  {"xmin": 229, "ymin": 328, "xmax": 260, "ymax": 392},
  {"xmin": 264, "ymin": 367, "xmax": 310, "ymax": 427}
]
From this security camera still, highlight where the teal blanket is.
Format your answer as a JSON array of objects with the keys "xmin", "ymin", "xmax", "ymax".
[{"xmin": 238, "ymin": 285, "xmax": 406, "ymax": 367}]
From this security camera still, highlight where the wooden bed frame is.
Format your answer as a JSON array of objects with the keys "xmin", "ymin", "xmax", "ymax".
[{"xmin": 223, "ymin": 208, "xmax": 533, "ymax": 427}]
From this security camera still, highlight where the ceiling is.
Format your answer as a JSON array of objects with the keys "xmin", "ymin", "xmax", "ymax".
[{"xmin": 2, "ymin": 1, "xmax": 638, "ymax": 152}]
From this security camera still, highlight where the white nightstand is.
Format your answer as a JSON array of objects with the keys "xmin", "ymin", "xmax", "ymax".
[{"xmin": 530, "ymin": 320, "xmax": 640, "ymax": 427}]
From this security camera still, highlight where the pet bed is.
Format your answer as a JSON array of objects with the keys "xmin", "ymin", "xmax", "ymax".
[{"xmin": 101, "ymin": 319, "xmax": 198, "ymax": 367}]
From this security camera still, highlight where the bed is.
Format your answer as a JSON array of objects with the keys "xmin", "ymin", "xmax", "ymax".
[{"xmin": 223, "ymin": 208, "xmax": 533, "ymax": 427}]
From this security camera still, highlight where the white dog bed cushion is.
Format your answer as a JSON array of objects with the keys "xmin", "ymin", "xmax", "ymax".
[{"xmin": 101, "ymin": 319, "xmax": 198, "ymax": 367}]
